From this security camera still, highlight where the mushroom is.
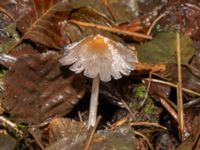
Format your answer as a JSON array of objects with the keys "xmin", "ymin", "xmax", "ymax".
[{"xmin": 59, "ymin": 34, "xmax": 138, "ymax": 128}]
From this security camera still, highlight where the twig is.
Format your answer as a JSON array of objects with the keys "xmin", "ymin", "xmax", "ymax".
[
  {"xmin": 147, "ymin": 13, "xmax": 167, "ymax": 36},
  {"xmin": 184, "ymin": 97, "xmax": 200, "ymax": 109},
  {"xmin": 185, "ymin": 3, "xmax": 200, "ymax": 11},
  {"xmin": 84, "ymin": 116, "xmax": 102, "ymax": 150},
  {"xmin": 130, "ymin": 121, "xmax": 167, "ymax": 130},
  {"xmin": 118, "ymin": 20, "xmax": 143, "ymax": 32},
  {"xmin": 0, "ymin": 116, "xmax": 23, "ymax": 137},
  {"xmin": 176, "ymin": 33, "xmax": 184, "ymax": 138},
  {"xmin": 102, "ymin": 0, "xmax": 116, "ymax": 21},
  {"xmin": 78, "ymin": 110, "xmax": 83, "ymax": 122},
  {"xmin": 28, "ymin": 128, "xmax": 45, "ymax": 150},
  {"xmin": 144, "ymin": 78, "xmax": 200, "ymax": 97},
  {"xmin": 70, "ymin": 20, "xmax": 152, "ymax": 40},
  {"xmin": 134, "ymin": 63, "xmax": 166, "ymax": 72},
  {"xmin": 121, "ymin": 98, "xmax": 137, "ymax": 118},
  {"xmin": 154, "ymin": 95, "xmax": 178, "ymax": 122},
  {"xmin": 133, "ymin": 130, "xmax": 154, "ymax": 150},
  {"xmin": 139, "ymin": 72, "xmax": 152, "ymax": 108},
  {"xmin": 0, "ymin": 7, "xmax": 14, "ymax": 21},
  {"xmin": 109, "ymin": 116, "xmax": 129, "ymax": 130}
]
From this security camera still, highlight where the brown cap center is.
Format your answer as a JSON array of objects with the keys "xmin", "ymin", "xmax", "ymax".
[{"xmin": 88, "ymin": 36, "xmax": 108, "ymax": 54}]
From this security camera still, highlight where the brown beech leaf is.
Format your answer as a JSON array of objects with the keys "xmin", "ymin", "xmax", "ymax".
[
  {"xmin": 0, "ymin": 0, "xmax": 79, "ymax": 50},
  {"xmin": 17, "ymin": 0, "xmax": 75, "ymax": 49},
  {"xmin": 2, "ymin": 52, "xmax": 85, "ymax": 124}
]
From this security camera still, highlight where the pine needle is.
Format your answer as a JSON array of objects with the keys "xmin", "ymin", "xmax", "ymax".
[{"xmin": 176, "ymin": 32, "xmax": 184, "ymax": 139}]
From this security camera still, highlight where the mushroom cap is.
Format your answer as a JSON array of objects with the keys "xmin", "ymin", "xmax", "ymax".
[{"xmin": 59, "ymin": 34, "xmax": 138, "ymax": 82}]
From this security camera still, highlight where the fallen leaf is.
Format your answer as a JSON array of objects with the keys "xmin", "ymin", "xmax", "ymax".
[
  {"xmin": 2, "ymin": 52, "xmax": 85, "ymax": 124},
  {"xmin": 0, "ymin": 0, "xmax": 81, "ymax": 49},
  {"xmin": 137, "ymin": 32, "xmax": 195, "ymax": 64}
]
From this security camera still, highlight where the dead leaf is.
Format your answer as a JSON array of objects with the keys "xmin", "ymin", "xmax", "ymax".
[
  {"xmin": 47, "ymin": 118, "xmax": 87, "ymax": 150},
  {"xmin": 69, "ymin": 7, "xmax": 121, "ymax": 40},
  {"xmin": 157, "ymin": 63, "xmax": 200, "ymax": 95},
  {"xmin": 46, "ymin": 118, "xmax": 138, "ymax": 150},
  {"xmin": 0, "ymin": 0, "xmax": 82, "ymax": 50},
  {"xmin": 67, "ymin": 0, "xmax": 139, "ymax": 24},
  {"xmin": 2, "ymin": 52, "xmax": 85, "ymax": 124}
]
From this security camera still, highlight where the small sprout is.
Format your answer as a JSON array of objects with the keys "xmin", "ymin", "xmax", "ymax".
[{"xmin": 59, "ymin": 34, "xmax": 138, "ymax": 128}]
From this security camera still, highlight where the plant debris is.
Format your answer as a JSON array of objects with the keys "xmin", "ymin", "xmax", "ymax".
[{"xmin": 0, "ymin": 0, "xmax": 200, "ymax": 149}]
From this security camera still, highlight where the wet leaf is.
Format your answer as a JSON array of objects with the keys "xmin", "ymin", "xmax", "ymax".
[
  {"xmin": 69, "ymin": 7, "xmax": 122, "ymax": 41},
  {"xmin": 0, "ymin": 0, "xmax": 80, "ymax": 49},
  {"xmin": 91, "ymin": 126, "xmax": 137, "ymax": 150},
  {"xmin": 17, "ymin": 0, "xmax": 75, "ymax": 49},
  {"xmin": 47, "ymin": 118, "xmax": 138, "ymax": 150},
  {"xmin": 0, "ymin": 134, "xmax": 16, "ymax": 150},
  {"xmin": 2, "ymin": 52, "xmax": 85, "ymax": 124},
  {"xmin": 47, "ymin": 118, "xmax": 87, "ymax": 150},
  {"xmin": 137, "ymin": 32, "xmax": 195, "ymax": 64},
  {"xmin": 1, "ymin": 1, "xmax": 122, "ymax": 50},
  {"xmin": 67, "ymin": 0, "xmax": 139, "ymax": 24}
]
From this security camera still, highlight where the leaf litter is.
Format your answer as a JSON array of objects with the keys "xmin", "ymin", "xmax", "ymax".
[{"xmin": 0, "ymin": 0, "xmax": 200, "ymax": 149}]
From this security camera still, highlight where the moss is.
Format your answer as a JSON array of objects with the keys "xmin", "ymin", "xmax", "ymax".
[
  {"xmin": 134, "ymin": 85, "xmax": 156, "ymax": 115},
  {"xmin": 16, "ymin": 123, "xmax": 27, "ymax": 130},
  {"xmin": 143, "ymin": 100, "xmax": 155, "ymax": 115},
  {"xmin": 135, "ymin": 85, "xmax": 147, "ymax": 100}
]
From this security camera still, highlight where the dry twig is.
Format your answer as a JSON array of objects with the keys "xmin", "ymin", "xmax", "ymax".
[
  {"xmin": 134, "ymin": 63, "xmax": 166, "ymax": 72},
  {"xmin": 0, "ymin": 7, "xmax": 14, "ymax": 21},
  {"xmin": 121, "ymin": 98, "xmax": 137, "ymax": 118},
  {"xmin": 130, "ymin": 121, "xmax": 167, "ymax": 130},
  {"xmin": 147, "ymin": 13, "xmax": 167, "ymax": 36},
  {"xmin": 109, "ymin": 116, "xmax": 129, "ymax": 130},
  {"xmin": 84, "ymin": 116, "xmax": 102, "ymax": 150},
  {"xmin": 102, "ymin": 0, "xmax": 116, "ymax": 21},
  {"xmin": 176, "ymin": 33, "xmax": 184, "ymax": 138},
  {"xmin": 133, "ymin": 130, "xmax": 154, "ymax": 150},
  {"xmin": 70, "ymin": 20, "xmax": 152, "ymax": 40},
  {"xmin": 0, "ymin": 116, "xmax": 23, "ymax": 137},
  {"xmin": 140, "ymin": 72, "xmax": 152, "ymax": 108},
  {"xmin": 157, "ymin": 95, "xmax": 178, "ymax": 122},
  {"xmin": 144, "ymin": 78, "xmax": 200, "ymax": 97}
]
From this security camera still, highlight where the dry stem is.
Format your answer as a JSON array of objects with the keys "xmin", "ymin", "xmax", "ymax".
[
  {"xmin": 133, "ymin": 130, "xmax": 154, "ymax": 150},
  {"xmin": 130, "ymin": 121, "xmax": 167, "ymax": 130},
  {"xmin": 84, "ymin": 116, "xmax": 102, "ymax": 150},
  {"xmin": 70, "ymin": 20, "xmax": 152, "ymax": 40},
  {"xmin": 144, "ymin": 78, "xmax": 200, "ymax": 97},
  {"xmin": 176, "ymin": 33, "xmax": 184, "ymax": 138}
]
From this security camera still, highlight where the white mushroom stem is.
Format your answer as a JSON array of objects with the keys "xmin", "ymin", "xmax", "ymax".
[{"xmin": 88, "ymin": 75, "xmax": 100, "ymax": 128}]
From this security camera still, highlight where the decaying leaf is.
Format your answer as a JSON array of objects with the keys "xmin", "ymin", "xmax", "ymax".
[
  {"xmin": 0, "ymin": 0, "xmax": 123, "ymax": 51},
  {"xmin": 46, "ymin": 118, "xmax": 138, "ymax": 150},
  {"xmin": 137, "ymin": 32, "xmax": 195, "ymax": 64},
  {"xmin": 2, "ymin": 52, "xmax": 85, "ymax": 124},
  {"xmin": 47, "ymin": 118, "xmax": 87, "ymax": 150},
  {"xmin": 67, "ymin": 0, "xmax": 139, "ymax": 24},
  {"xmin": 177, "ymin": 114, "xmax": 200, "ymax": 150},
  {"xmin": 0, "ymin": 0, "xmax": 82, "ymax": 49},
  {"xmin": 69, "ymin": 7, "xmax": 122, "ymax": 41},
  {"xmin": 16, "ymin": 0, "xmax": 76, "ymax": 49},
  {"xmin": 157, "ymin": 63, "xmax": 200, "ymax": 95}
]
